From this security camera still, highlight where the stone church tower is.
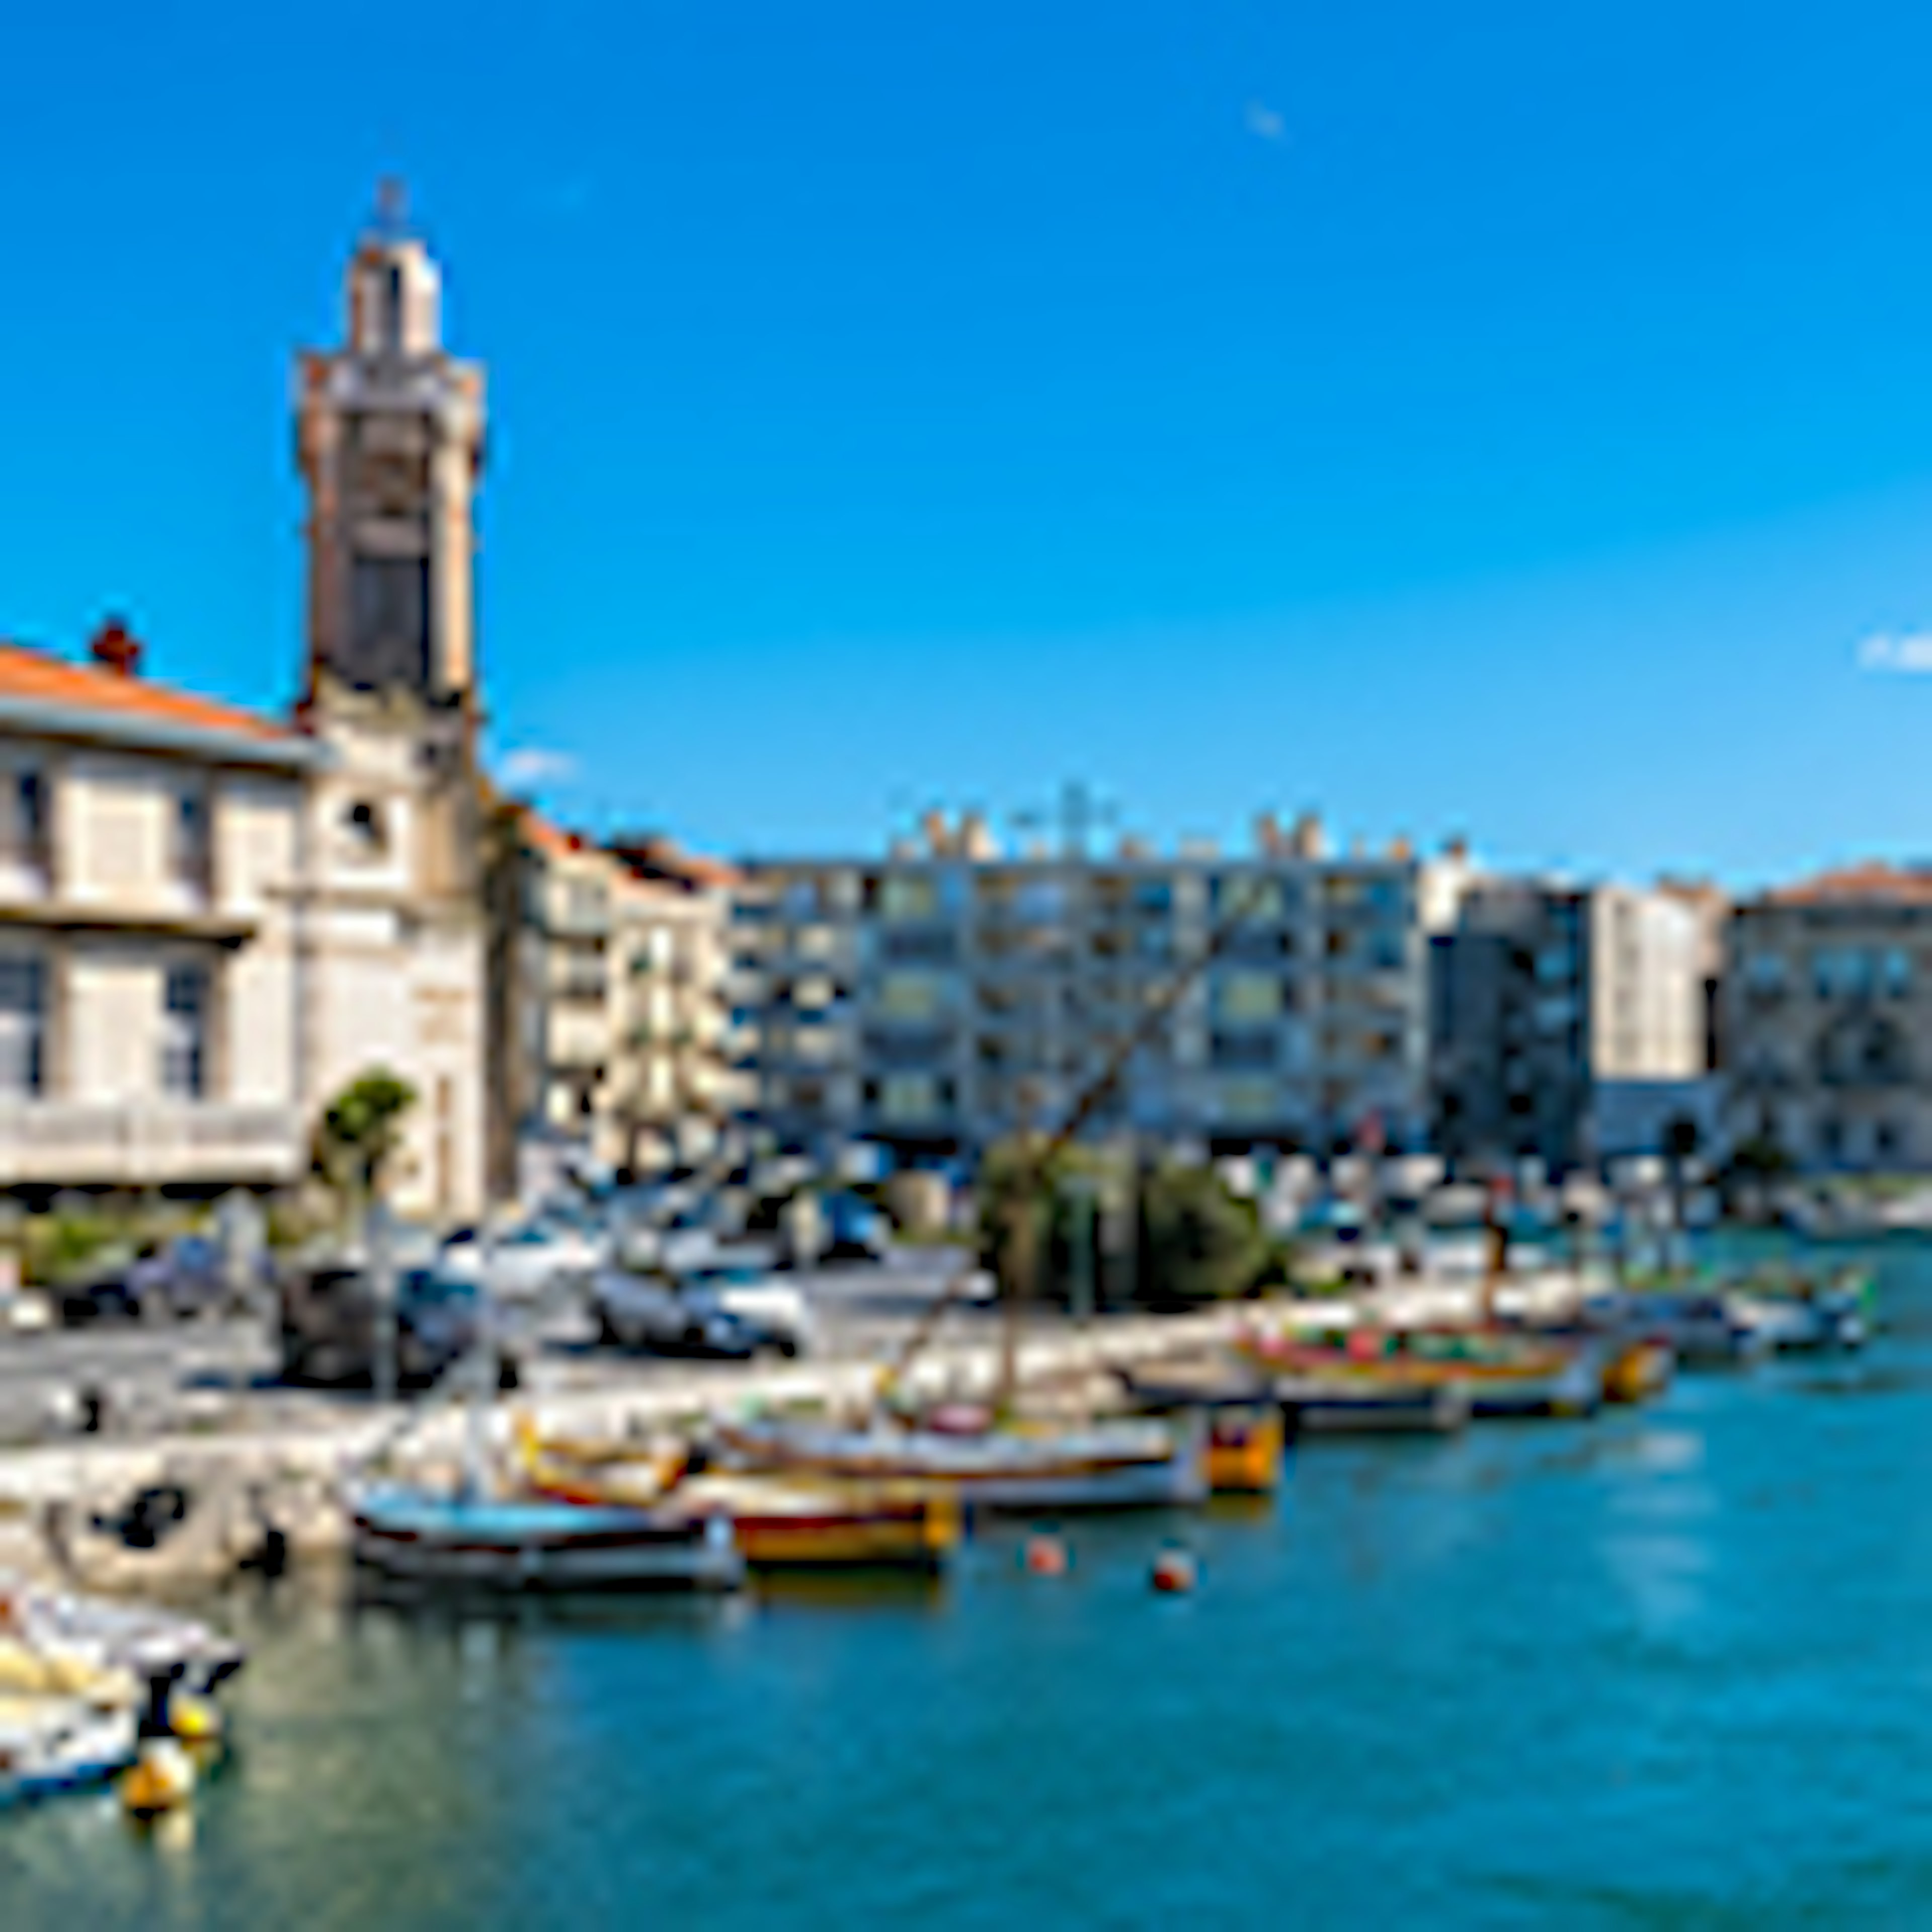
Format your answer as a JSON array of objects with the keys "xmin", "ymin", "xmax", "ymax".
[{"xmin": 292, "ymin": 188, "xmax": 489, "ymax": 1219}]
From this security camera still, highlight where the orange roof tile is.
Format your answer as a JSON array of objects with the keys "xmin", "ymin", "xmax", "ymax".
[
  {"xmin": 520, "ymin": 810, "xmax": 579, "ymax": 859},
  {"xmin": 0, "ymin": 639, "xmax": 297, "ymax": 748},
  {"xmin": 1763, "ymin": 862, "xmax": 1932, "ymax": 907},
  {"xmin": 607, "ymin": 835, "xmax": 739, "ymax": 891}
]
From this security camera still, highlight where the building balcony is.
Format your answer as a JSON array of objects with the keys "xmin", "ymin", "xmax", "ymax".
[
  {"xmin": 545, "ymin": 904, "xmax": 611, "ymax": 941},
  {"xmin": 0, "ymin": 1102, "xmax": 305, "ymax": 1187}
]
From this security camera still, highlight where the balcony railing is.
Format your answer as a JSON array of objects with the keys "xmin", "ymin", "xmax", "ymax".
[{"xmin": 0, "ymin": 1103, "xmax": 304, "ymax": 1185}]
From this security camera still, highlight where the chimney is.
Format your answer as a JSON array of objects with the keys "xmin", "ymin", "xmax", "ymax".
[
  {"xmin": 1288, "ymin": 812, "xmax": 1326, "ymax": 860},
  {"xmin": 90, "ymin": 617, "xmax": 142, "ymax": 679},
  {"xmin": 1254, "ymin": 812, "xmax": 1283, "ymax": 857},
  {"xmin": 920, "ymin": 809, "xmax": 950, "ymax": 857},
  {"xmin": 959, "ymin": 812, "xmax": 995, "ymax": 861}
]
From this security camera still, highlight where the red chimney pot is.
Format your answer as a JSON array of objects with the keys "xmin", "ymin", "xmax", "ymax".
[{"xmin": 90, "ymin": 619, "xmax": 142, "ymax": 679}]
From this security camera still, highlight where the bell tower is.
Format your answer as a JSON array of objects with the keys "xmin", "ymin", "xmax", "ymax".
[
  {"xmin": 289, "ymin": 187, "xmax": 492, "ymax": 1222},
  {"xmin": 296, "ymin": 182, "xmax": 485, "ymax": 709}
]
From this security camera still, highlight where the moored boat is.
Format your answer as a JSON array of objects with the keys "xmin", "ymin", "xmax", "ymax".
[
  {"xmin": 1108, "ymin": 1359, "xmax": 1289, "ymax": 1493},
  {"xmin": 0, "ymin": 1695, "xmax": 136, "ymax": 1809},
  {"xmin": 1236, "ymin": 1325, "xmax": 1599, "ymax": 1421},
  {"xmin": 348, "ymin": 1484, "xmax": 745, "ymax": 1592},
  {"xmin": 1734, "ymin": 1291, "xmax": 1868, "ymax": 1354},
  {"xmin": 1275, "ymin": 1379, "xmax": 1470, "ymax": 1435},
  {"xmin": 1600, "ymin": 1337, "xmax": 1674, "ymax": 1404},
  {"xmin": 715, "ymin": 1413, "xmax": 1208, "ymax": 1512},
  {"xmin": 1462, "ymin": 1343, "xmax": 1604, "ymax": 1420},
  {"xmin": 0, "ymin": 1573, "xmax": 245, "ymax": 1697},
  {"xmin": 1600, "ymin": 1291, "xmax": 1770, "ymax": 1368},
  {"xmin": 522, "ymin": 1434, "xmax": 961, "ymax": 1571},
  {"xmin": 1202, "ymin": 1408, "xmax": 1286, "ymax": 1493}
]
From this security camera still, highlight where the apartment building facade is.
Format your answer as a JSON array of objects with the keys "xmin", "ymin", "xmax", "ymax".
[
  {"xmin": 0, "ymin": 625, "xmax": 319, "ymax": 1193},
  {"xmin": 607, "ymin": 838, "xmax": 740, "ymax": 1173},
  {"xmin": 730, "ymin": 814, "xmax": 1470, "ymax": 1163},
  {"xmin": 486, "ymin": 814, "xmax": 741, "ymax": 1195},
  {"xmin": 1431, "ymin": 880, "xmax": 1717, "ymax": 1172},
  {"xmin": 1724, "ymin": 863, "xmax": 1932, "ymax": 1171}
]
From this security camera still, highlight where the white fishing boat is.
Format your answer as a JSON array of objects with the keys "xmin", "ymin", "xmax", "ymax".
[
  {"xmin": 716, "ymin": 1413, "xmax": 1208, "ymax": 1512},
  {"xmin": 0, "ymin": 1695, "xmax": 136, "ymax": 1808},
  {"xmin": 0, "ymin": 1572, "xmax": 246, "ymax": 1697}
]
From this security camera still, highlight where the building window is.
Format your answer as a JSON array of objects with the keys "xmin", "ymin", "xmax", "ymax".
[
  {"xmin": 1882, "ymin": 948, "xmax": 1912, "ymax": 1000},
  {"xmin": 161, "ymin": 962, "xmax": 210, "ymax": 1099},
  {"xmin": 0, "ymin": 769, "xmax": 47, "ymax": 870},
  {"xmin": 383, "ymin": 262, "xmax": 407, "ymax": 355},
  {"xmin": 0, "ymin": 955, "xmax": 46, "ymax": 1097},
  {"xmin": 344, "ymin": 798, "xmax": 388, "ymax": 856},
  {"xmin": 173, "ymin": 787, "xmax": 212, "ymax": 893}
]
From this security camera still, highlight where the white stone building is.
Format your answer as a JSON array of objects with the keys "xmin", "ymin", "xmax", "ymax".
[{"xmin": 0, "ymin": 623, "xmax": 318, "ymax": 1193}]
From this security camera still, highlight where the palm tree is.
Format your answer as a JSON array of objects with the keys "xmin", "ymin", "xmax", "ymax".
[{"xmin": 315, "ymin": 1069, "xmax": 419, "ymax": 1209}]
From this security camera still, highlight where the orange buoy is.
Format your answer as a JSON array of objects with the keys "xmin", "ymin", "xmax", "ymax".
[
  {"xmin": 1151, "ymin": 1549, "xmax": 1197, "ymax": 1595},
  {"xmin": 1023, "ymin": 1534, "xmax": 1069, "ymax": 1577}
]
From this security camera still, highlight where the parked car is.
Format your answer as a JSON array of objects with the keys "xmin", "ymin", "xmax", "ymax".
[
  {"xmin": 821, "ymin": 1192, "xmax": 890, "ymax": 1263},
  {"xmin": 126, "ymin": 1235, "xmax": 238, "ymax": 1321},
  {"xmin": 279, "ymin": 1265, "xmax": 517, "ymax": 1390},
  {"xmin": 677, "ymin": 1263, "xmax": 816, "ymax": 1356},
  {"xmin": 52, "ymin": 1252, "xmax": 144, "ymax": 1328},
  {"xmin": 588, "ymin": 1268, "xmax": 761, "ymax": 1359},
  {"xmin": 0, "ymin": 1282, "xmax": 52, "ymax": 1334},
  {"xmin": 439, "ymin": 1218, "xmax": 607, "ymax": 1303}
]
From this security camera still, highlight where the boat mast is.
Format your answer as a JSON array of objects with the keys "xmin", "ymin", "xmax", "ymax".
[{"xmin": 895, "ymin": 872, "xmax": 1292, "ymax": 1412}]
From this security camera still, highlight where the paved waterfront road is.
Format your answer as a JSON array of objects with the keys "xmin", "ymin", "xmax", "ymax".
[
  {"xmin": 0, "ymin": 1315, "xmax": 273, "ymax": 1441},
  {"xmin": 0, "ymin": 1251, "xmax": 991, "ymax": 1444}
]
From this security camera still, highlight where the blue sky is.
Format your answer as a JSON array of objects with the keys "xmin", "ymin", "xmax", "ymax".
[{"xmin": 5, "ymin": 1, "xmax": 1932, "ymax": 883}]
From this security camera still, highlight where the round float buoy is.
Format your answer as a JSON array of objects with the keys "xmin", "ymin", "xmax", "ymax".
[
  {"xmin": 121, "ymin": 1738, "xmax": 196, "ymax": 1819},
  {"xmin": 1023, "ymin": 1534, "xmax": 1068, "ymax": 1577},
  {"xmin": 1151, "ymin": 1549, "xmax": 1197, "ymax": 1595},
  {"xmin": 169, "ymin": 1691, "xmax": 223, "ymax": 1744}
]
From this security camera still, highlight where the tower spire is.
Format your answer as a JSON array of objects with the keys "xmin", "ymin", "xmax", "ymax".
[
  {"xmin": 370, "ymin": 175, "xmax": 412, "ymax": 242},
  {"xmin": 294, "ymin": 198, "xmax": 486, "ymax": 707}
]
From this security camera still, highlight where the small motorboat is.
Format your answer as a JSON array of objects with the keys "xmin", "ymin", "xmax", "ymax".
[
  {"xmin": 715, "ymin": 1413, "xmax": 1209, "ymax": 1512},
  {"xmin": 0, "ymin": 1695, "xmax": 136, "ymax": 1808},
  {"xmin": 347, "ymin": 1484, "xmax": 745, "ymax": 1592}
]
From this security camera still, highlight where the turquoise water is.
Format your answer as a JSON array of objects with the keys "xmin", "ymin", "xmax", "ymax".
[{"xmin": 9, "ymin": 1245, "xmax": 1932, "ymax": 1929}]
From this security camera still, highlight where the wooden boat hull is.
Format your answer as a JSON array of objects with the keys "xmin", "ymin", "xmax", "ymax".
[
  {"xmin": 1203, "ymin": 1409, "xmax": 1285, "ymax": 1493},
  {"xmin": 348, "ymin": 1488, "xmax": 745, "ymax": 1592},
  {"xmin": 716, "ymin": 1419, "xmax": 1209, "ymax": 1512},
  {"xmin": 1601, "ymin": 1339, "xmax": 1674, "ymax": 1405},
  {"xmin": 1275, "ymin": 1381, "xmax": 1469, "ymax": 1435},
  {"xmin": 728, "ymin": 1501, "xmax": 958, "ymax": 1569},
  {"xmin": 1464, "ymin": 1346, "xmax": 1604, "ymax": 1420},
  {"xmin": 529, "ymin": 1461, "xmax": 962, "ymax": 1571}
]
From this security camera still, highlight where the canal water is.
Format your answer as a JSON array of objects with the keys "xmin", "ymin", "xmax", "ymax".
[{"xmin": 9, "ymin": 1242, "xmax": 1932, "ymax": 1929}]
